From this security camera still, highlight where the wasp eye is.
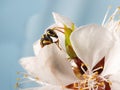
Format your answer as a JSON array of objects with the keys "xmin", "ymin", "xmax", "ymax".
[{"xmin": 47, "ymin": 29, "xmax": 58, "ymax": 38}]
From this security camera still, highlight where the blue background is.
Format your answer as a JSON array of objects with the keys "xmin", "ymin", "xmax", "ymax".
[{"xmin": 0, "ymin": 0, "xmax": 120, "ymax": 90}]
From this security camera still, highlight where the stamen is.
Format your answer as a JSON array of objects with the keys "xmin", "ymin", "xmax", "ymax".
[
  {"xmin": 16, "ymin": 71, "xmax": 29, "ymax": 75},
  {"xmin": 81, "ymin": 64, "xmax": 87, "ymax": 74},
  {"xmin": 102, "ymin": 6, "xmax": 111, "ymax": 26},
  {"xmin": 92, "ymin": 66, "xmax": 103, "ymax": 72},
  {"xmin": 112, "ymin": 7, "xmax": 120, "ymax": 18},
  {"xmin": 19, "ymin": 79, "xmax": 33, "ymax": 84},
  {"xmin": 15, "ymin": 82, "xmax": 19, "ymax": 88},
  {"xmin": 108, "ymin": 7, "xmax": 120, "ymax": 22},
  {"xmin": 16, "ymin": 72, "xmax": 41, "ymax": 85},
  {"xmin": 103, "ymin": 6, "xmax": 120, "ymax": 33},
  {"xmin": 15, "ymin": 79, "xmax": 39, "ymax": 89},
  {"xmin": 65, "ymin": 66, "xmax": 111, "ymax": 90},
  {"xmin": 99, "ymin": 75, "xmax": 112, "ymax": 86}
]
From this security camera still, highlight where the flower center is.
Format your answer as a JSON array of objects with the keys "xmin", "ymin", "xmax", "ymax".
[{"xmin": 66, "ymin": 64, "xmax": 111, "ymax": 90}]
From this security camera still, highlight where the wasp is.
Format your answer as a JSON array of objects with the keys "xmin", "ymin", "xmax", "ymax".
[{"xmin": 40, "ymin": 29, "xmax": 60, "ymax": 48}]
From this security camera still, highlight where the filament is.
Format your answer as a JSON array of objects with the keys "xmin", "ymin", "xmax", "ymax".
[
  {"xmin": 92, "ymin": 66, "xmax": 103, "ymax": 72},
  {"xmin": 81, "ymin": 64, "xmax": 87, "ymax": 74},
  {"xmin": 102, "ymin": 6, "xmax": 111, "ymax": 26},
  {"xmin": 107, "ymin": 7, "xmax": 120, "ymax": 23},
  {"xmin": 66, "ymin": 65, "xmax": 111, "ymax": 90}
]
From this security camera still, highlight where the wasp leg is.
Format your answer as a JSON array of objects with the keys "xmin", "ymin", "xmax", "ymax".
[
  {"xmin": 40, "ymin": 40, "xmax": 44, "ymax": 48},
  {"xmin": 52, "ymin": 27, "xmax": 64, "ymax": 34},
  {"xmin": 54, "ymin": 39, "xmax": 62, "ymax": 50}
]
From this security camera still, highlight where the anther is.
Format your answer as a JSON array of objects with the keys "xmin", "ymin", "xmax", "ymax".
[
  {"xmin": 83, "ymin": 74, "xmax": 88, "ymax": 79},
  {"xmin": 16, "ymin": 78, "xmax": 20, "ymax": 81}
]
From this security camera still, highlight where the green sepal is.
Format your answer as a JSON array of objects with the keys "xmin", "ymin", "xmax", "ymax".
[{"xmin": 64, "ymin": 25, "xmax": 77, "ymax": 59}]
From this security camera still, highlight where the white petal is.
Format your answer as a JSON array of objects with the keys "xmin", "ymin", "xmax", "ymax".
[
  {"xmin": 102, "ymin": 42, "xmax": 120, "ymax": 76},
  {"xmin": 70, "ymin": 24, "xmax": 114, "ymax": 69},
  {"xmin": 20, "ymin": 43, "xmax": 77, "ymax": 86},
  {"xmin": 52, "ymin": 12, "xmax": 74, "ymax": 29},
  {"xmin": 109, "ymin": 72, "xmax": 120, "ymax": 90},
  {"xmin": 33, "ymin": 40, "xmax": 41, "ymax": 56},
  {"xmin": 55, "ymin": 30, "xmax": 66, "ymax": 51},
  {"xmin": 20, "ymin": 85, "xmax": 70, "ymax": 90},
  {"xmin": 20, "ymin": 56, "xmax": 42, "ymax": 82}
]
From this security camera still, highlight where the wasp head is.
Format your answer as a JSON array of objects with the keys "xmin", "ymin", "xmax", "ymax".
[{"xmin": 46, "ymin": 29, "xmax": 58, "ymax": 38}]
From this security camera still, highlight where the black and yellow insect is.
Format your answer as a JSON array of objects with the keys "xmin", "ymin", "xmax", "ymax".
[{"xmin": 40, "ymin": 29, "xmax": 59, "ymax": 47}]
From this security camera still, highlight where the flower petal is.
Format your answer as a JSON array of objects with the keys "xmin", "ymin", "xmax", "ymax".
[
  {"xmin": 52, "ymin": 12, "xmax": 74, "ymax": 29},
  {"xmin": 20, "ymin": 85, "xmax": 70, "ymax": 90},
  {"xmin": 102, "ymin": 42, "xmax": 120, "ymax": 76},
  {"xmin": 20, "ymin": 43, "xmax": 77, "ymax": 86},
  {"xmin": 33, "ymin": 40, "xmax": 41, "ymax": 56},
  {"xmin": 70, "ymin": 24, "xmax": 114, "ymax": 69},
  {"xmin": 20, "ymin": 57, "xmax": 38, "ymax": 76},
  {"xmin": 109, "ymin": 72, "xmax": 120, "ymax": 90}
]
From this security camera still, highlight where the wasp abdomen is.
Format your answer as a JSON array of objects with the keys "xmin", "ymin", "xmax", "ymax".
[{"xmin": 40, "ymin": 34, "xmax": 53, "ymax": 47}]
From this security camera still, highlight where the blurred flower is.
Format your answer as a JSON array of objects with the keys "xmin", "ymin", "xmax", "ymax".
[{"xmin": 18, "ymin": 7, "xmax": 120, "ymax": 90}]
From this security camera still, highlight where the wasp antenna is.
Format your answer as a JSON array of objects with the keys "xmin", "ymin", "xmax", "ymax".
[
  {"xmin": 55, "ymin": 39, "xmax": 62, "ymax": 50},
  {"xmin": 52, "ymin": 27, "xmax": 65, "ymax": 34}
]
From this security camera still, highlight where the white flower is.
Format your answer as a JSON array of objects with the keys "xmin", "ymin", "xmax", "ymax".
[
  {"xmin": 18, "ymin": 13, "xmax": 77, "ymax": 90},
  {"xmin": 70, "ymin": 24, "xmax": 120, "ymax": 90},
  {"xmin": 19, "ymin": 8, "xmax": 120, "ymax": 90}
]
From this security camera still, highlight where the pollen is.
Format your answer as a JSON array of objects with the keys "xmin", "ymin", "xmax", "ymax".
[
  {"xmin": 118, "ymin": 6, "xmax": 120, "ymax": 10},
  {"xmin": 66, "ymin": 66, "xmax": 111, "ymax": 90},
  {"xmin": 16, "ymin": 78, "xmax": 20, "ymax": 81},
  {"xmin": 24, "ymin": 74, "xmax": 28, "ymax": 78},
  {"xmin": 35, "ymin": 77, "xmax": 40, "ymax": 80}
]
